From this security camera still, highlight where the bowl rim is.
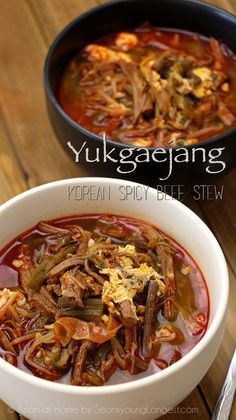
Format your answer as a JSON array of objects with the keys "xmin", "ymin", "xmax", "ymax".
[
  {"xmin": 44, "ymin": 0, "xmax": 236, "ymax": 152},
  {"xmin": 0, "ymin": 177, "xmax": 229, "ymax": 395}
]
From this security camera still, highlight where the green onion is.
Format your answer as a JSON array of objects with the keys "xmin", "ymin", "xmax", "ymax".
[
  {"xmin": 27, "ymin": 245, "xmax": 77, "ymax": 290},
  {"xmin": 59, "ymin": 298, "xmax": 104, "ymax": 322}
]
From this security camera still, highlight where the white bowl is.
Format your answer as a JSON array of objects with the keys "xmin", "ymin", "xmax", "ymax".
[{"xmin": 0, "ymin": 178, "xmax": 228, "ymax": 420}]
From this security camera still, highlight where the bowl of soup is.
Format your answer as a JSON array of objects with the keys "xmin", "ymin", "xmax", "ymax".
[
  {"xmin": 0, "ymin": 177, "xmax": 228, "ymax": 419},
  {"xmin": 44, "ymin": 0, "xmax": 236, "ymax": 185}
]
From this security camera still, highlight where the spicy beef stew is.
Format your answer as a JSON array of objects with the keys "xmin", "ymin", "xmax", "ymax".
[
  {"xmin": 0, "ymin": 214, "xmax": 209, "ymax": 385},
  {"xmin": 58, "ymin": 24, "xmax": 236, "ymax": 148}
]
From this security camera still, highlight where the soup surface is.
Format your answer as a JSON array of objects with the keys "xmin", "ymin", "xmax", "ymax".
[
  {"xmin": 59, "ymin": 24, "xmax": 236, "ymax": 147},
  {"xmin": 0, "ymin": 215, "xmax": 209, "ymax": 385}
]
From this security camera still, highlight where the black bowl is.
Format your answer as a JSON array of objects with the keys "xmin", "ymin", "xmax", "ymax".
[{"xmin": 44, "ymin": 0, "xmax": 236, "ymax": 187}]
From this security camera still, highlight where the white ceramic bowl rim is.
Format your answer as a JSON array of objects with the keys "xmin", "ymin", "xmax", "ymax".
[{"xmin": 0, "ymin": 178, "xmax": 229, "ymax": 396}]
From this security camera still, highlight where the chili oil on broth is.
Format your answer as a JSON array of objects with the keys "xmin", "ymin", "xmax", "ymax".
[
  {"xmin": 58, "ymin": 24, "xmax": 236, "ymax": 148},
  {"xmin": 0, "ymin": 214, "xmax": 209, "ymax": 385}
]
